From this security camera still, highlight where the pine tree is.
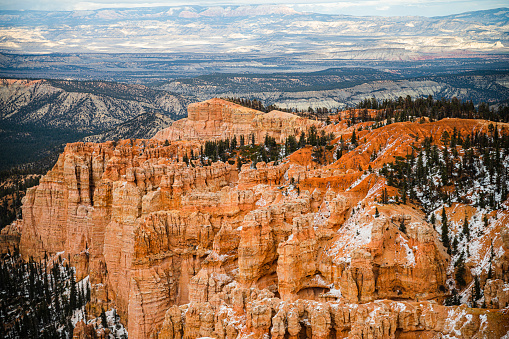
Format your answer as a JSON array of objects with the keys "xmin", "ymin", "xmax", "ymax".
[
  {"xmin": 441, "ymin": 207, "xmax": 450, "ymax": 249},
  {"xmin": 375, "ymin": 207, "xmax": 379, "ymax": 218},
  {"xmin": 455, "ymin": 252, "xmax": 466, "ymax": 287},
  {"xmin": 231, "ymin": 135, "xmax": 237, "ymax": 150},
  {"xmin": 399, "ymin": 219, "xmax": 406, "ymax": 233},
  {"xmin": 299, "ymin": 131, "xmax": 306, "ymax": 148},
  {"xmin": 351, "ymin": 129, "xmax": 357, "ymax": 145},
  {"xmin": 336, "ymin": 148, "xmax": 342, "ymax": 160},
  {"xmin": 473, "ymin": 275, "xmax": 481, "ymax": 305},
  {"xmin": 462, "ymin": 215, "xmax": 470, "ymax": 241},
  {"xmin": 101, "ymin": 309, "xmax": 108, "ymax": 329},
  {"xmin": 452, "ymin": 236, "xmax": 458, "ymax": 254},
  {"xmin": 69, "ymin": 272, "xmax": 77, "ymax": 310}
]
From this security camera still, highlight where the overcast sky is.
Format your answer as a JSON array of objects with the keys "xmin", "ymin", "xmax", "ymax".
[{"xmin": 0, "ymin": 0, "xmax": 506, "ymax": 17}]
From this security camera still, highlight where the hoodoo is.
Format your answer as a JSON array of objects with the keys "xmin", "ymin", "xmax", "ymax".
[{"xmin": 9, "ymin": 99, "xmax": 509, "ymax": 338}]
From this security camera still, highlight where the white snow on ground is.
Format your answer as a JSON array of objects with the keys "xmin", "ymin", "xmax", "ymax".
[
  {"xmin": 104, "ymin": 309, "xmax": 128, "ymax": 339},
  {"xmin": 69, "ymin": 275, "xmax": 128, "ymax": 338},
  {"xmin": 327, "ymin": 206, "xmax": 375, "ymax": 264},
  {"xmin": 394, "ymin": 302, "xmax": 407, "ymax": 312},
  {"xmin": 376, "ymin": 135, "xmax": 401, "ymax": 160},
  {"xmin": 399, "ymin": 145, "xmax": 509, "ymax": 303},
  {"xmin": 71, "ymin": 275, "xmax": 90, "ymax": 326},
  {"xmin": 309, "ymin": 274, "xmax": 329, "ymax": 287},
  {"xmin": 346, "ymin": 172, "xmax": 369, "ymax": 192},
  {"xmin": 365, "ymin": 177, "xmax": 385, "ymax": 200},
  {"xmin": 446, "ymin": 205, "xmax": 505, "ymax": 279},
  {"xmin": 444, "ymin": 307, "xmax": 467, "ymax": 338},
  {"xmin": 412, "ymin": 148, "xmax": 509, "ymax": 214},
  {"xmin": 398, "ymin": 234, "xmax": 416, "ymax": 267},
  {"xmin": 479, "ymin": 314, "xmax": 488, "ymax": 332},
  {"xmin": 218, "ymin": 301, "xmax": 245, "ymax": 336},
  {"xmin": 326, "ymin": 286, "xmax": 342, "ymax": 297},
  {"xmin": 366, "ymin": 306, "xmax": 382, "ymax": 325}
]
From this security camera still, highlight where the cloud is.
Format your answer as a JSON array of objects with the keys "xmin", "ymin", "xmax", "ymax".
[
  {"xmin": 0, "ymin": 0, "xmax": 505, "ymax": 17},
  {"xmin": 288, "ymin": 0, "xmax": 507, "ymax": 16},
  {"xmin": 74, "ymin": 2, "xmax": 180, "ymax": 10}
]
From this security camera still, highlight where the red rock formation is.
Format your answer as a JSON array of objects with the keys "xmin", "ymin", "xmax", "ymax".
[
  {"xmin": 153, "ymin": 98, "xmax": 321, "ymax": 144},
  {"xmin": 10, "ymin": 99, "xmax": 509, "ymax": 338},
  {"xmin": 0, "ymin": 220, "xmax": 22, "ymax": 255}
]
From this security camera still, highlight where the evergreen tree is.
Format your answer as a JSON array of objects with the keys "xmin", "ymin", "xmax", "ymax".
[
  {"xmin": 375, "ymin": 207, "xmax": 379, "ymax": 218},
  {"xmin": 488, "ymin": 243, "xmax": 495, "ymax": 279},
  {"xmin": 441, "ymin": 207, "xmax": 450, "ymax": 249},
  {"xmin": 351, "ymin": 129, "xmax": 357, "ymax": 145},
  {"xmin": 473, "ymin": 275, "xmax": 481, "ymax": 305},
  {"xmin": 69, "ymin": 272, "xmax": 77, "ymax": 310},
  {"xmin": 299, "ymin": 131, "xmax": 306, "ymax": 148},
  {"xmin": 231, "ymin": 135, "xmax": 237, "ymax": 150},
  {"xmin": 455, "ymin": 252, "xmax": 467, "ymax": 287},
  {"xmin": 462, "ymin": 216, "xmax": 470, "ymax": 241},
  {"xmin": 101, "ymin": 309, "xmax": 108, "ymax": 329},
  {"xmin": 237, "ymin": 157, "xmax": 243, "ymax": 172},
  {"xmin": 336, "ymin": 148, "xmax": 342, "ymax": 160},
  {"xmin": 399, "ymin": 219, "xmax": 406, "ymax": 233},
  {"xmin": 452, "ymin": 236, "xmax": 459, "ymax": 254},
  {"xmin": 308, "ymin": 126, "xmax": 318, "ymax": 146}
]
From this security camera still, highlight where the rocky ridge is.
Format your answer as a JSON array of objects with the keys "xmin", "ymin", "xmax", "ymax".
[
  {"xmin": 0, "ymin": 78, "xmax": 193, "ymax": 169},
  {"xmin": 153, "ymin": 98, "xmax": 321, "ymax": 144},
  {"xmin": 0, "ymin": 79, "xmax": 190, "ymax": 132},
  {"xmin": 10, "ymin": 99, "xmax": 509, "ymax": 338}
]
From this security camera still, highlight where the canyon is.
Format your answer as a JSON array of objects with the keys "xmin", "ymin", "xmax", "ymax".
[{"xmin": 4, "ymin": 98, "xmax": 509, "ymax": 338}]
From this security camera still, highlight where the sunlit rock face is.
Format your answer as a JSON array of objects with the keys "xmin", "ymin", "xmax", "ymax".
[
  {"xmin": 15, "ymin": 99, "xmax": 509, "ymax": 338},
  {"xmin": 153, "ymin": 98, "xmax": 321, "ymax": 144}
]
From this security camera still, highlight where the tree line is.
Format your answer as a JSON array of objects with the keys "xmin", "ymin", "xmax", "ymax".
[
  {"xmin": 356, "ymin": 95, "xmax": 509, "ymax": 123},
  {"xmin": 377, "ymin": 126, "xmax": 508, "ymax": 308},
  {"xmin": 0, "ymin": 175, "xmax": 41, "ymax": 231},
  {"xmin": 221, "ymin": 97, "xmax": 333, "ymax": 117},
  {"xmin": 0, "ymin": 251, "xmax": 90, "ymax": 338},
  {"xmin": 177, "ymin": 126, "xmax": 336, "ymax": 170}
]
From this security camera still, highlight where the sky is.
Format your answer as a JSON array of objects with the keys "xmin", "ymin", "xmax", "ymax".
[{"xmin": 0, "ymin": 0, "xmax": 506, "ymax": 17}]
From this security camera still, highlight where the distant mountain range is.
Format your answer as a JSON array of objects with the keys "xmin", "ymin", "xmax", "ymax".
[
  {"xmin": 0, "ymin": 79, "xmax": 192, "ymax": 170},
  {"xmin": 160, "ymin": 69, "xmax": 509, "ymax": 110},
  {"xmin": 0, "ymin": 6, "xmax": 508, "ymax": 170},
  {"xmin": 0, "ymin": 6, "xmax": 507, "ymax": 58},
  {"xmin": 1, "ymin": 67, "xmax": 508, "ymax": 170},
  {"xmin": 81, "ymin": 112, "xmax": 174, "ymax": 143}
]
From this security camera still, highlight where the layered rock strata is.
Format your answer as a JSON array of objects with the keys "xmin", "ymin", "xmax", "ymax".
[
  {"xmin": 13, "ymin": 100, "xmax": 509, "ymax": 338},
  {"xmin": 153, "ymin": 98, "xmax": 321, "ymax": 144}
]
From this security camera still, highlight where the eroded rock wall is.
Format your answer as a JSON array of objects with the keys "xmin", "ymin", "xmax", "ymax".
[{"xmin": 13, "ymin": 101, "xmax": 509, "ymax": 338}]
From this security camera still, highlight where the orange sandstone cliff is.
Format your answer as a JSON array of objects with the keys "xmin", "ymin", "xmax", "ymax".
[
  {"xmin": 13, "ymin": 100, "xmax": 509, "ymax": 338},
  {"xmin": 153, "ymin": 98, "xmax": 321, "ymax": 144}
]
